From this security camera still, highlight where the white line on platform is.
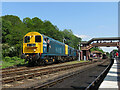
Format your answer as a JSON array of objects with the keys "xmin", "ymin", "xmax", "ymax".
[{"xmin": 99, "ymin": 59, "xmax": 118, "ymax": 89}]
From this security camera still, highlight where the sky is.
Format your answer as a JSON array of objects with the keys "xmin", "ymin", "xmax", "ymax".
[{"xmin": 2, "ymin": 2, "xmax": 118, "ymax": 52}]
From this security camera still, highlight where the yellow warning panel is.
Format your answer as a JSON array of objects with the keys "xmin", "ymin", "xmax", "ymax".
[
  {"xmin": 23, "ymin": 32, "xmax": 43, "ymax": 54},
  {"xmin": 65, "ymin": 44, "xmax": 68, "ymax": 55}
]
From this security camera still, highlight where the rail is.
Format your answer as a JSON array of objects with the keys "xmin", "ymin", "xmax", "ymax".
[
  {"xmin": 85, "ymin": 59, "xmax": 114, "ymax": 90},
  {"xmin": 29, "ymin": 59, "xmax": 108, "ymax": 89},
  {"xmin": 2, "ymin": 62, "xmax": 91, "ymax": 84}
]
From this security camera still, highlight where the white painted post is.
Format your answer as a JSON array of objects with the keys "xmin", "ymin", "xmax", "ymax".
[
  {"xmin": 84, "ymin": 56, "xmax": 86, "ymax": 61},
  {"xmin": 78, "ymin": 42, "xmax": 81, "ymax": 61}
]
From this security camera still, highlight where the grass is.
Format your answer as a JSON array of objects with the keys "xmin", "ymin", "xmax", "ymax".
[
  {"xmin": 1, "ymin": 57, "xmax": 88, "ymax": 69},
  {"xmin": 1, "ymin": 56, "xmax": 25, "ymax": 69},
  {"xmin": 65, "ymin": 60, "xmax": 88, "ymax": 64},
  {"xmin": 0, "ymin": 62, "xmax": 2, "ymax": 66}
]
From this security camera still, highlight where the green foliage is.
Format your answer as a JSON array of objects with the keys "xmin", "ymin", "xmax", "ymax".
[
  {"xmin": 11, "ymin": 56, "xmax": 19, "ymax": 61},
  {"xmin": 2, "ymin": 43, "xmax": 17, "ymax": 57},
  {"xmin": 1, "ymin": 15, "xmax": 82, "ymax": 68},
  {"xmin": 91, "ymin": 47, "xmax": 104, "ymax": 53},
  {"xmin": 4, "ymin": 56, "xmax": 23, "ymax": 62},
  {"xmin": 2, "ymin": 15, "xmax": 81, "ymax": 58},
  {"xmin": 106, "ymin": 52, "xmax": 110, "ymax": 57},
  {"xmin": 112, "ymin": 49, "xmax": 118, "ymax": 52},
  {"xmin": 23, "ymin": 17, "xmax": 34, "ymax": 28},
  {"xmin": 4, "ymin": 56, "xmax": 11, "ymax": 62},
  {"xmin": 62, "ymin": 29, "xmax": 81, "ymax": 49},
  {"xmin": 2, "ymin": 56, "xmax": 25, "ymax": 69}
]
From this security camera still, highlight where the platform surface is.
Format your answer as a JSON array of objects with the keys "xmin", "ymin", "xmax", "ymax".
[{"xmin": 99, "ymin": 58, "xmax": 120, "ymax": 89}]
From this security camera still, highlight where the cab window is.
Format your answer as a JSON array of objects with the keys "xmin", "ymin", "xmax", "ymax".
[
  {"xmin": 24, "ymin": 36, "xmax": 30, "ymax": 43},
  {"xmin": 35, "ymin": 35, "xmax": 41, "ymax": 42}
]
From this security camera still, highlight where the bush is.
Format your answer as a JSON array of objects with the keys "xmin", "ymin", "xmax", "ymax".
[
  {"xmin": 11, "ymin": 56, "xmax": 18, "ymax": 61},
  {"xmin": 4, "ymin": 56, "xmax": 11, "ymax": 61},
  {"xmin": 2, "ymin": 56, "xmax": 25, "ymax": 69}
]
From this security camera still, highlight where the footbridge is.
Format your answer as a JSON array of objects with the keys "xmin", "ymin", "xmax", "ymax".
[{"xmin": 80, "ymin": 37, "xmax": 120, "ymax": 60}]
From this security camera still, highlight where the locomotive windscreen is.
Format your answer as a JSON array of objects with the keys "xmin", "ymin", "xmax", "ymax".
[
  {"xmin": 35, "ymin": 35, "xmax": 41, "ymax": 42},
  {"xmin": 24, "ymin": 36, "xmax": 30, "ymax": 43}
]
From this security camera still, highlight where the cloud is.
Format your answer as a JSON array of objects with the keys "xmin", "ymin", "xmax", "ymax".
[
  {"xmin": 100, "ymin": 47, "xmax": 117, "ymax": 53},
  {"xmin": 74, "ymin": 34, "xmax": 89, "ymax": 38},
  {"xmin": 74, "ymin": 34, "xmax": 91, "ymax": 41}
]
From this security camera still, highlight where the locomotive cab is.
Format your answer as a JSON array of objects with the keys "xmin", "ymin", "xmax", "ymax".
[{"xmin": 22, "ymin": 32, "xmax": 43, "ymax": 64}]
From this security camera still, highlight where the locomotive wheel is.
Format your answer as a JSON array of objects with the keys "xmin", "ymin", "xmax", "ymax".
[
  {"xmin": 37, "ymin": 59, "xmax": 45, "ymax": 66},
  {"xmin": 28, "ymin": 60, "xmax": 34, "ymax": 66}
]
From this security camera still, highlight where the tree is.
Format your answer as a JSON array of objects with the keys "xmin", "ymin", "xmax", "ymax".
[
  {"xmin": 23, "ymin": 17, "xmax": 33, "ymax": 28},
  {"xmin": 32, "ymin": 17, "xmax": 43, "ymax": 28},
  {"xmin": 90, "ymin": 47, "xmax": 104, "ymax": 53},
  {"xmin": 2, "ymin": 19, "xmax": 12, "ymax": 43},
  {"xmin": 2, "ymin": 15, "xmax": 29, "ymax": 57},
  {"xmin": 2, "ymin": 15, "xmax": 22, "ymax": 26},
  {"xmin": 2, "ymin": 15, "xmax": 82, "ymax": 57}
]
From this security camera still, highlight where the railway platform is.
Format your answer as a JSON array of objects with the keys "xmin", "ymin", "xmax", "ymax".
[{"xmin": 99, "ymin": 58, "xmax": 120, "ymax": 89}]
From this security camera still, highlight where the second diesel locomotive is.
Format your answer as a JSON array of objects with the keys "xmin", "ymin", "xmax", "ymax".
[{"xmin": 22, "ymin": 32, "xmax": 79, "ymax": 65}]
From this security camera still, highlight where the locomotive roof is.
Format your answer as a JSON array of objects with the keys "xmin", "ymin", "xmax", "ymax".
[
  {"xmin": 24, "ymin": 32, "xmax": 41, "ymax": 36},
  {"xmin": 24, "ymin": 32, "xmax": 75, "ymax": 50},
  {"xmin": 41, "ymin": 34, "xmax": 74, "ymax": 49},
  {"xmin": 42, "ymin": 34, "xmax": 65, "ymax": 45}
]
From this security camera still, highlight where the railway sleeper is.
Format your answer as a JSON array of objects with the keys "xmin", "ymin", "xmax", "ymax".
[
  {"xmin": 3, "ymin": 72, "xmax": 25, "ymax": 78},
  {"xmin": 2, "ymin": 61, "xmax": 93, "ymax": 84},
  {"xmin": 15, "ymin": 76, "xmax": 25, "ymax": 81},
  {"xmin": 3, "ymin": 74, "xmax": 28, "ymax": 84},
  {"xmin": 34, "ymin": 73, "xmax": 42, "ymax": 77},
  {"xmin": 2, "ymin": 78, "xmax": 14, "ymax": 84},
  {"xmin": 3, "ymin": 65, "xmax": 74, "ymax": 81}
]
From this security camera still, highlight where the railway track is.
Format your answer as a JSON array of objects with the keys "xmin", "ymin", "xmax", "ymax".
[
  {"xmin": 1, "ymin": 61, "xmax": 69, "ymax": 72},
  {"xmin": 31, "ymin": 59, "xmax": 109, "ymax": 89},
  {"xmin": 2, "ymin": 61, "xmax": 91, "ymax": 84},
  {"xmin": 2, "ymin": 61, "xmax": 81, "ymax": 75},
  {"xmin": 85, "ymin": 59, "xmax": 113, "ymax": 89},
  {"xmin": 2, "ymin": 59, "xmax": 108, "ymax": 89},
  {"xmin": 2, "ymin": 60, "xmax": 83, "ymax": 73}
]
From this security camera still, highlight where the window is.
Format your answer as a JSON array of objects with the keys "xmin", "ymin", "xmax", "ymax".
[
  {"xmin": 35, "ymin": 35, "xmax": 41, "ymax": 42},
  {"xmin": 24, "ymin": 36, "xmax": 30, "ymax": 43}
]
